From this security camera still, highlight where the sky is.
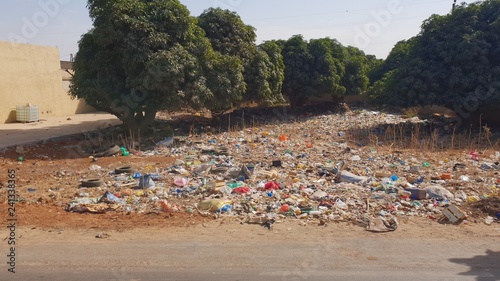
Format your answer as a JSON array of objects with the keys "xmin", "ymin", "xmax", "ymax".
[{"xmin": 0, "ymin": 0, "xmax": 478, "ymax": 61}]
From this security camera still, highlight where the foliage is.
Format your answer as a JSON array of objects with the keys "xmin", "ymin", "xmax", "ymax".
[
  {"xmin": 197, "ymin": 8, "xmax": 256, "ymax": 63},
  {"xmin": 70, "ymin": 0, "xmax": 244, "ymax": 133},
  {"xmin": 342, "ymin": 46, "xmax": 372, "ymax": 96},
  {"xmin": 369, "ymin": 0, "xmax": 500, "ymax": 116},
  {"xmin": 197, "ymin": 8, "xmax": 285, "ymax": 107},
  {"xmin": 243, "ymin": 41, "xmax": 286, "ymax": 105}
]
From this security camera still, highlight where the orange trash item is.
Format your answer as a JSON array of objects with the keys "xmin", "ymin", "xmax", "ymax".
[
  {"xmin": 278, "ymin": 134, "xmax": 289, "ymax": 141},
  {"xmin": 280, "ymin": 204, "xmax": 290, "ymax": 213},
  {"xmin": 441, "ymin": 173, "xmax": 452, "ymax": 180}
]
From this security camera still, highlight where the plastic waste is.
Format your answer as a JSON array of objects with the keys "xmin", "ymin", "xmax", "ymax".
[
  {"xmin": 157, "ymin": 137, "xmax": 174, "ymax": 147},
  {"xmin": 264, "ymin": 182, "xmax": 280, "ymax": 190},
  {"xmin": 120, "ymin": 147, "xmax": 129, "ymax": 156},
  {"xmin": 278, "ymin": 134, "xmax": 289, "ymax": 141},
  {"xmin": 138, "ymin": 175, "xmax": 155, "ymax": 188},
  {"xmin": 470, "ymin": 151, "xmax": 479, "ymax": 161},
  {"xmin": 335, "ymin": 199, "xmax": 348, "ymax": 209},
  {"xmin": 350, "ymin": 155, "xmax": 361, "ymax": 161},
  {"xmin": 339, "ymin": 171, "xmax": 368, "ymax": 183},
  {"xmin": 197, "ymin": 199, "xmax": 232, "ymax": 212},
  {"xmin": 173, "ymin": 177, "xmax": 188, "ymax": 187},
  {"xmin": 233, "ymin": 187, "xmax": 250, "ymax": 194},
  {"xmin": 425, "ymin": 185, "xmax": 454, "ymax": 200},
  {"xmin": 366, "ymin": 217, "xmax": 398, "ymax": 232},
  {"xmin": 98, "ymin": 191, "xmax": 121, "ymax": 204},
  {"xmin": 89, "ymin": 164, "xmax": 102, "ymax": 171},
  {"xmin": 227, "ymin": 182, "xmax": 244, "ymax": 189},
  {"xmin": 390, "ymin": 175, "xmax": 399, "ymax": 181},
  {"xmin": 159, "ymin": 200, "xmax": 178, "ymax": 212},
  {"xmin": 279, "ymin": 204, "xmax": 290, "ymax": 213},
  {"xmin": 440, "ymin": 173, "xmax": 452, "ymax": 180}
]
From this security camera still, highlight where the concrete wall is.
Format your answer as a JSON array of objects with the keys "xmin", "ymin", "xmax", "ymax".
[{"xmin": 0, "ymin": 41, "xmax": 95, "ymax": 123}]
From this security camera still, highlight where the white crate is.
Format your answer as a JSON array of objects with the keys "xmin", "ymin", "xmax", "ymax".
[{"xmin": 16, "ymin": 105, "xmax": 39, "ymax": 123}]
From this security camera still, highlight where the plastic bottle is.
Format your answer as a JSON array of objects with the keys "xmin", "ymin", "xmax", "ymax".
[{"xmin": 227, "ymin": 182, "xmax": 243, "ymax": 189}]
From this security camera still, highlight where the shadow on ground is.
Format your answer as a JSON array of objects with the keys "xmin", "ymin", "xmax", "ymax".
[{"xmin": 449, "ymin": 250, "xmax": 500, "ymax": 281}]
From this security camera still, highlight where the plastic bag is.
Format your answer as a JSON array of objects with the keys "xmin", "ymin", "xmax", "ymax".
[{"xmin": 197, "ymin": 199, "xmax": 232, "ymax": 212}]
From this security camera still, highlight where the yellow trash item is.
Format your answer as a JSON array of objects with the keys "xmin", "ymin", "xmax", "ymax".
[{"xmin": 197, "ymin": 199, "xmax": 232, "ymax": 212}]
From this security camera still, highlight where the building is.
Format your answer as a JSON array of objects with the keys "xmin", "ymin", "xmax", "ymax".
[{"xmin": 0, "ymin": 40, "xmax": 95, "ymax": 123}]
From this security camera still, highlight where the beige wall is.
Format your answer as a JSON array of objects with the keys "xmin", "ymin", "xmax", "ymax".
[{"xmin": 0, "ymin": 41, "xmax": 95, "ymax": 123}]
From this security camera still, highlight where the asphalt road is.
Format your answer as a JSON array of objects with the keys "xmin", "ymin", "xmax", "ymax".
[{"xmin": 2, "ymin": 227, "xmax": 499, "ymax": 281}]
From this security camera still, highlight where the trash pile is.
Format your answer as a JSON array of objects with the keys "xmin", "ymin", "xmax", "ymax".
[{"xmin": 65, "ymin": 110, "xmax": 500, "ymax": 229}]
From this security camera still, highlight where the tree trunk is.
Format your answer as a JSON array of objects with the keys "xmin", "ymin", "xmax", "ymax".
[{"xmin": 121, "ymin": 108, "xmax": 158, "ymax": 140}]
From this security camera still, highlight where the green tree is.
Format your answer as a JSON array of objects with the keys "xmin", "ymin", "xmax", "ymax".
[
  {"xmin": 243, "ymin": 41, "xmax": 286, "ymax": 105},
  {"xmin": 370, "ymin": 0, "xmax": 500, "ymax": 118},
  {"xmin": 70, "ymin": 0, "xmax": 244, "ymax": 134},
  {"xmin": 197, "ymin": 8, "xmax": 285, "ymax": 106},
  {"xmin": 282, "ymin": 35, "xmax": 314, "ymax": 107},
  {"xmin": 282, "ymin": 36, "xmax": 346, "ymax": 107},
  {"xmin": 368, "ymin": 39, "xmax": 413, "ymax": 84},
  {"xmin": 197, "ymin": 8, "xmax": 256, "ymax": 63},
  {"xmin": 341, "ymin": 46, "xmax": 371, "ymax": 96}
]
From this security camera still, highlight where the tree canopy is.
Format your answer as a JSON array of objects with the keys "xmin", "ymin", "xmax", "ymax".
[
  {"xmin": 70, "ymin": 0, "xmax": 245, "ymax": 132},
  {"xmin": 368, "ymin": 0, "xmax": 500, "ymax": 122},
  {"xmin": 197, "ymin": 8, "xmax": 285, "ymax": 107}
]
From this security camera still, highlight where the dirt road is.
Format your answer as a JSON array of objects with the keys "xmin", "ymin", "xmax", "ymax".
[{"xmin": 2, "ymin": 219, "xmax": 499, "ymax": 281}]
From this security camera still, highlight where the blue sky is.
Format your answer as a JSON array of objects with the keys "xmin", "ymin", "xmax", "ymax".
[{"xmin": 0, "ymin": 0, "xmax": 476, "ymax": 61}]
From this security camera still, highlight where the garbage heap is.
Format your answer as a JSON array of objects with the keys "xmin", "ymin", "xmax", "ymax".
[{"xmin": 66, "ymin": 110, "xmax": 500, "ymax": 229}]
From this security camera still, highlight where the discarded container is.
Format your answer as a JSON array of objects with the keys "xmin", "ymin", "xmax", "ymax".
[
  {"xmin": 404, "ymin": 188, "xmax": 427, "ymax": 200},
  {"xmin": 440, "ymin": 173, "xmax": 452, "ymax": 180},
  {"xmin": 443, "ymin": 205, "xmax": 466, "ymax": 224}
]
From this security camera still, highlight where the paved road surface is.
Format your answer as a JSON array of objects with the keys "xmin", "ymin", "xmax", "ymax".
[
  {"xmin": 0, "ymin": 112, "xmax": 121, "ymax": 149},
  {"xmin": 2, "ymin": 226, "xmax": 499, "ymax": 281}
]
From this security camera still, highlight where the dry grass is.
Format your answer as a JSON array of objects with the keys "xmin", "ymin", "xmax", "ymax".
[{"xmin": 356, "ymin": 122, "xmax": 499, "ymax": 153}]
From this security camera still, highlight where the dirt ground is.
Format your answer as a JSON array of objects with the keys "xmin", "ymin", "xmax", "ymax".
[
  {"xmin": 0, "ymin": 132, "xmax": 498, "ymax": 233},
  {"xmin": 1, "ymin": 107, "xmax": 499, "ymax": 236},
  {"xmin": 0, "ymin": 137, "xmax": 198, "ymax": 231}
]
